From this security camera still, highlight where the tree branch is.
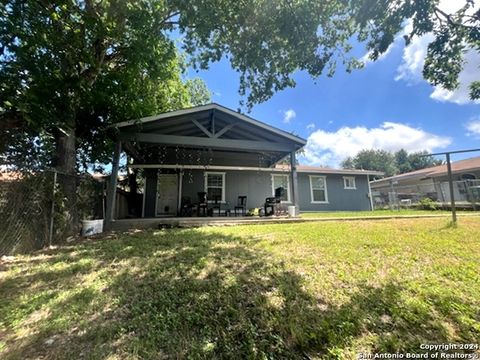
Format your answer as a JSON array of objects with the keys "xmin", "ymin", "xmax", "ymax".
[
  {"xmin": 433, "ymin": 6, "xmax": 477, "ymax": 30},
  {"xmin": 0, "ymin": 110, "xmax": 26, "ymax": 130}
]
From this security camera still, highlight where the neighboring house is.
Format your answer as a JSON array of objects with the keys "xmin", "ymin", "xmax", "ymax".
[
  {"xmin": 106, "ymin": 103, "xmax": 382, "ymax": 222},
  {"xmin": 370, "ymin": 156, "xmax": 480, "ymax": 204}
]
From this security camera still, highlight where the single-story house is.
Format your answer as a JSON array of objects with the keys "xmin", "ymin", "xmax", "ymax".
[
  {"xmin": 370, "ymin": 156, "xmax": 480, "ymax": 204},
  {"xmin": 105, "ymin": 103, "xmax": 382, "ymax": 225}
]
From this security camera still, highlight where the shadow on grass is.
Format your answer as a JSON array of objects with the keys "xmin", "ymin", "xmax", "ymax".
[{"xmin": 1, "ymin": 228, "xmax": 478, "ymax": 359}]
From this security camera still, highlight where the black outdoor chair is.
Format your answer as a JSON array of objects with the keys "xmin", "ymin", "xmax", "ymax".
[
  {"xmin": 210, "ymin": 195, "xmax": 222, "ymax": 216},
  {"xmin": 197, "ymin": 192, "xmax": 208, "ymax": 217},
  {"xmin": 180, "ymin": 196, "xmax": 193, "ymax": 217},
  {"xmin": 234, "ymin": 195, "xmax": 247, "ymax": 216}
]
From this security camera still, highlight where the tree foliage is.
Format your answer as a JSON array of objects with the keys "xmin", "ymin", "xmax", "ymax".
[
  {"xmin": 342, "ymin": 149, "xmax": 399, "ymax": 177},
  {"xmin": 354, "ymin": 0, "xmax": 480, "ymax": 100},
  {"xmin": 0, "ymin": 1, "xmax": 211, "ymax": 172},
  {"xmin": 2, "ymin": 0, "xmax": 478, "ymax": 169},
  {"xmin": 0, "ymin": 0, "xmax": 476, "ymax": 231},
  {"xmin": 342, "ymin": 149, "xmax": 443, "ymax": 177}
]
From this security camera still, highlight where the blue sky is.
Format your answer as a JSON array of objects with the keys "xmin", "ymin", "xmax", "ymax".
[{"xmin": 187, "ymin": 15, "xmax": 480, "ymax": 168}]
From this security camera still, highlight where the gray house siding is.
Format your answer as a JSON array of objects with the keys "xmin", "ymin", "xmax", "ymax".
[
  {"xmin": 297, "ymin": 173, "xmax": 371, "ymax": 211},
  {"xmin": 181, "ymin": 170, "xmax": 273, "ymax": 209},
  {"xmin": 147, "ymin": 169, "xmax": 372, "ymax": 214}
]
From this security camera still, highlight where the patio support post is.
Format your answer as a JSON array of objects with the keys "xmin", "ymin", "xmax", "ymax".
[
  {"xmin": 290, "ymin": 151, "xmax": 299, "ymax": 214},
  {"xmin": 105, "ymin": 141, "xmax": 122, "ymax": 230}
]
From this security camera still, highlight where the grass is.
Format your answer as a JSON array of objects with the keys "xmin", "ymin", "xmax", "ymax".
[
  {"xmin": 300, "ymin": 209, "xmax": 474, "ymax": 218},
  {"xmin": 1, "ymin": 218, "xmax": 480, "ymax": 359}
]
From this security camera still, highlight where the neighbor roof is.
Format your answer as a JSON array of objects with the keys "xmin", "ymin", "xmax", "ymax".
[{"xmin": 370, "ymin": 156, "xmax": 480, "ymax": 185}]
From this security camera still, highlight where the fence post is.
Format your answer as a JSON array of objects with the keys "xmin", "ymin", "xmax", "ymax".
[
  {"xmin": 446, "ymin": 153, "xmax": 457, "ymax": 223},
  {"xmin": 48, "ymin": 170, "xmax": 57, "ymax": 247}
]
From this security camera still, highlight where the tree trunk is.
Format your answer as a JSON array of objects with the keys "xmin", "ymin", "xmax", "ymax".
[{"xmin": 53, "ymin": 126, "xmax": 78, "ymax": 239}]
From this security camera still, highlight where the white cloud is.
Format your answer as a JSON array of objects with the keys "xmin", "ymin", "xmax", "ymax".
[
  {"xmin": 306, "ymin": 123, "xmax": 315, "ymax": 130},
  {"xmin": 282, "ymin": 109, "xmax": 296, "ymax": 123},
  {"xmin": 395, "ymin": 1, "xmax": 480, "ymax": 104},
  {"xmin": 395, "ymin": 32, "xmax": 434, "ymax": 83},
  {"xmin": 302, "ymin": 122, "xmax": 451, "ymax": 167},
  {"xmin": 465, "ymin": 119, "xmax": 480, "ymax": 137}
]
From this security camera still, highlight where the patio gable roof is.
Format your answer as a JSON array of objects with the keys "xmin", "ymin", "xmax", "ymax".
[{"xmin": 115, "ymin": 103, "xmax": 306, "ymax": 167}]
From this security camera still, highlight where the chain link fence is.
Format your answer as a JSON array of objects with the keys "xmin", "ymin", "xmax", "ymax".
[
  {"xmin": 0, "ymin": 170, "xmax": 105, "ymax": 256},
  {"xmin": 372, "ymin": 179, "xmax": 480, "ymax": 210}
]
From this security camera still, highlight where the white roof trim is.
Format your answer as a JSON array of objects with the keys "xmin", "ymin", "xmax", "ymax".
[
  {"xmin": 127, "ymin": 163, "xmax": 381, "ymax": 176},
  {"xmin": 114, "ymin": 103, "xmax": 306, "ymax": 146},
  {"xmin": 298, "ymin": 169, "xmax": 383, "ymax": 176}
]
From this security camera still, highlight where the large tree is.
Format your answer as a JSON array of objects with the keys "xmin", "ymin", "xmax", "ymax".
[
  {"xmin": 1, "ymin": 0, "xmax": 477, "ymax": 231},
  {"xmin": 342, "ymin": 149, "xmax": 398, "ymax": 177}
]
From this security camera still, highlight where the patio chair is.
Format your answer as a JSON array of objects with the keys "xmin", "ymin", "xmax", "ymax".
[
  {"xmin": 197, "ymin": 192, "xmax": 208, "ymax": 217},
  {"xmin": 210, "ymin": 195, "xmax": 222, "ymax": 216},
  {"xmin": 234, "ymin": 195, "xmax": 247, "ymax": 216},
  {"xmin": 180, "ymin": 196, "xmax": 193, "ymax": 217}
]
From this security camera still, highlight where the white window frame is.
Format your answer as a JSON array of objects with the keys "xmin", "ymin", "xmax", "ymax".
[
  {"xmin": 204, "ymin": 172, "xmax": 226, "ymax": 203},
  {"xmin": 271, "ymin": 174, "xmax": 291, "ymax": 203},
  {"xmin": 309, "ymin": 175, "xmax": 328, "ymax": 204},
  {"xmin": 343, "ymin": 176, "xmax": 356, "ymax": 190}
]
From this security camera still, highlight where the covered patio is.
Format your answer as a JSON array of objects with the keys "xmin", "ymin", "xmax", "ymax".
[{"xmin": 105, "ymin": 103, "xmax": 306, "ymax": 229}]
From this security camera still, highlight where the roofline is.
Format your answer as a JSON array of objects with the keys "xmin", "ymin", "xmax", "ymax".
[
  {"xmin": 127, "ymin": 163, "xmax": 383, "ymax": 175},
  {"xmin": 298, "ymin": 169, "xmax": 384, "ymax": 176},
  {"xmin": 370, "ymin": 174, "xmax": 430, "ymax": 184},
  {"xmin": 429, "ymin": 166, "xmax": 480, "ymax": 178},
  {"xmin": 370, "ymin": 165, "xmax": 480, "ymax": 184},
  {"xmin": 113, "ymin": 103, "xmax": 307, "ymax": 146},
  {"xmin": 275, "ymin": 165, "xmax": 384, "ymax": 176}
]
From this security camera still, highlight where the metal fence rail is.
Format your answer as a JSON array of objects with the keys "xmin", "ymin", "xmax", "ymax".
[{"xmin": 372, "ymin": 179, "xmax": 480, "ymax": 210}]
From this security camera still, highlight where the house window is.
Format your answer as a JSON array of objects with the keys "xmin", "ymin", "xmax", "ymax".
[
  {"xmin": 271, "ymin": 174, "xmax": 290, "ymax": 202},
  {"xmin": 343, "ymin": 176, "xmax": 356, "ymax": 189},
  {"xmin": 309, "ymin": 175, "xmax": 328, "ymax": 203},
  {"xmin": 204, "ymin": 172, "xmax": 225, "ymax": 202}
]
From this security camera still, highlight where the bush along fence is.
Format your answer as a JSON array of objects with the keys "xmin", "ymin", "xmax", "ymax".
[
  {"xmin": 371, "ymin": 179, "xmax": 480, "ymax": 211},
  {"xmin": 0, "ymin": 170, "xmax": 105, "ymax": 256}
]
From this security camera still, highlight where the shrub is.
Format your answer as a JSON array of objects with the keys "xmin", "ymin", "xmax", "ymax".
[{"xmin": 417, "ymin": 198, "xmax": 438, "ymax": 211}]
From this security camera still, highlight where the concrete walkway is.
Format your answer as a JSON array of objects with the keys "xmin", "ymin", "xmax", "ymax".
[{"xmin": 111, "ymin": 213, "xmax": 480, "ymax": 230}]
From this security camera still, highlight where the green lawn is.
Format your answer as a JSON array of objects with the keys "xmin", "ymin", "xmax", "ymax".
[
  {"xmin": 1, "ymin": 218, "xmax": 479, "ymax": 359},
  {"xmin": 300, "ymin": 209, "xmax": 473, "ymax": 218}
]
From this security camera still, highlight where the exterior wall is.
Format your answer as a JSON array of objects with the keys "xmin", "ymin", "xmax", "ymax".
[
  {"xmin": 144, "ymin": 169, "xmax": 372, "ymax": 214},
  {"xmin": 297, "ymin": 173, "xmax": 371, "ymax": 211},
  {"xmin": 178, "ymin": 170, "xmax": 371, "ymax": 212},
  {"xmin": 181, "ymin": 169, "xmax": 273, "ymax": 209}
]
